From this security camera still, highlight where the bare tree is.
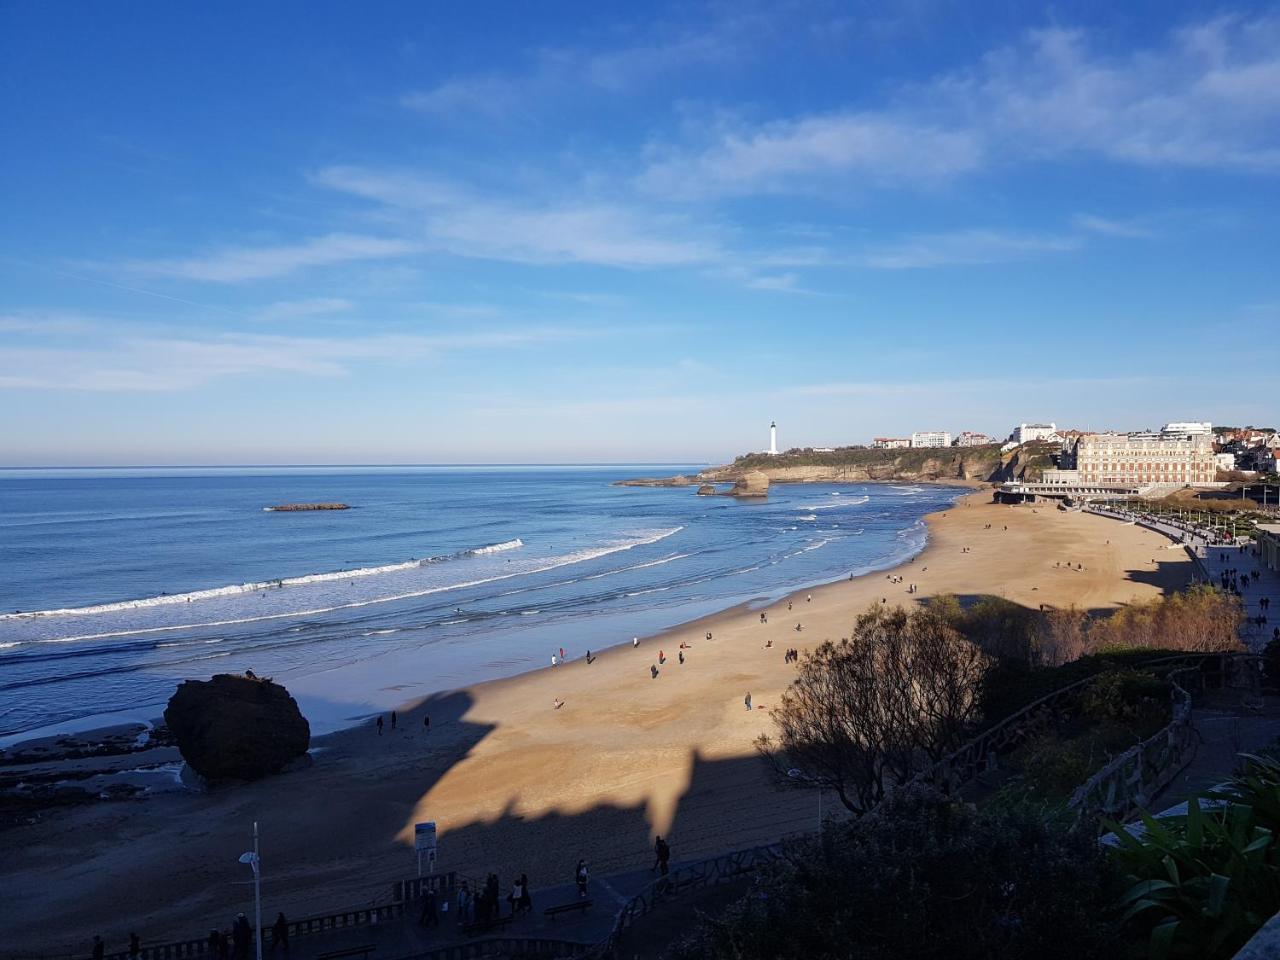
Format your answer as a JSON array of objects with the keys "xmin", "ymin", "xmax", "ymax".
[{"xmin": 757, "ymin": 604, "xmax": 989, "ymax": 815}]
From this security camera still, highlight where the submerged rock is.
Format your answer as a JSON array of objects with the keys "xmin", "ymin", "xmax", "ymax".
[{"xmin": 164, "ymin": 674, "xmax": 310, "ymax": 781}]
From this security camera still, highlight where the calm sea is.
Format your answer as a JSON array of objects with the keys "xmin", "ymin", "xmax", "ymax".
[{"xmin": 0, "ymin": 466, "xmax": 959, "ymax": 738}]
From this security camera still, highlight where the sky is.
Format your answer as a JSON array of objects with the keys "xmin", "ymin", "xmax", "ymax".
[{"xmin": 2, "ymin": 1, "xmax": 1279, "ymax": 466}]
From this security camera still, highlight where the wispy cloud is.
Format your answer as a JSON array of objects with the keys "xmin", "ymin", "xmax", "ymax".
[
  {"xmin": 315, "ymin": 167, "xmax": 723, "ymax": 268},
  {"xmin": 255, "ymin": 298, "xmax": 355, "ymax": 321},
  {"xmin": 639, "ymin": 113, "xmax": 984, "ymax": 199},
  {"xmin": 0, "ymin": 322, "xmax": 588, "ymax": 392},
  {"xmin": 1072, "ymin": 214, "xmax": 1156, "ymax": 239},
  {"xmin": 126, "ymin": 233, "xmax": 419, "ymax": 283},
  {"xmin": 859, "ymin": 229, "xmax": 1080, "ymax": 269},
  {"xmin": 637, "ymin": 16, "xmax": 1280, "ymax": 199}
]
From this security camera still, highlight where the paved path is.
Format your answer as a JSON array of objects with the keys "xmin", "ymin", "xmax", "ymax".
[
  {"xmin": 1087, "ymin": 507, "xmax": 1280, "ymax": 650},
  {"xmin": 248, "ymin": 862, "xmax": 674, "ymax": 960}
]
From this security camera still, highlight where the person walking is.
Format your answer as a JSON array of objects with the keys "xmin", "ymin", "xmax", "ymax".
[
  {"xmin": 457, "ymin": 880, "xmax": 473, "ymax": 928},
  {"xmin": 518, "ymin": 873, "xmax": 532, "ymax": 914},
  {"xmin": 508, "ymin": 876, "xmax": 523, "ymax": 917},
  {"xmin": 419, "ymin": 888, "xmax": 438, "ymax": 927},
  {"xmin": 376, "ymin": 715, "xmax": 383, "ymax": 736},
  {"xmin": 423, "ymin": 714, "xmax": 430, "ymax": 732},
  {"xmin": 678, "ymin": 650, "xmax": 684, "ymax": 665},
  {"xmin": 744, "ymin": 692, "xmax": 752, "ymax": 710},
  {"xmin": 269, "ymin": 913, "xmax": 288, "ymax": 953},
  {"xmin": 390, "ymin": 710, "xmax": 397, "ymax": 731},
  {"xmin": 576, "ymin": 859, "xmax": 590, "ymax": 898},
  {"xmin": 653, "ymin": 836, "xmax": 671, "ymax": 876},
  {"xmin": 633, "ymin": 636, "xmax": 639, "ymax": 648}
]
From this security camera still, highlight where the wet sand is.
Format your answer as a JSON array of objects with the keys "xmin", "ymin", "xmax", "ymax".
[{"xmin": 0, "ymin": 493, "xmax": 1194, "ymax": 953}]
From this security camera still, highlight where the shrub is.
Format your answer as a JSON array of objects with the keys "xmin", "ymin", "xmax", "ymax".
[{"xmin": 667, "ymin": 787, "xmax": 1118, "ymax": 960}]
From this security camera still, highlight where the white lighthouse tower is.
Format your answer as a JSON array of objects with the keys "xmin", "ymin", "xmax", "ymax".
[{"xmin": 768, "ymin": 420, "xmax": 778, "ymax": 455}]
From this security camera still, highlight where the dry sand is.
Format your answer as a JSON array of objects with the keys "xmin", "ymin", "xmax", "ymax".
[{"xmin": 0, "ymin": 494, "xmax": 1194, "ymax": 952}]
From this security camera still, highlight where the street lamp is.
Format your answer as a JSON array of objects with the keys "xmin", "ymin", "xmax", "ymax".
[
  {"xmin": 238, "ymin": 822, "xmax": 263, "ymax": 960},
  {"xmin": 788, "ymin": 768, "xmax": 823, "ymax": 837}
]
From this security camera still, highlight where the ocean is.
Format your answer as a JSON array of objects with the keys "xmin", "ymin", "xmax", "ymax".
[{"xmin": 0, "ymin": 466, "xmax": 960, "ymax": 739}]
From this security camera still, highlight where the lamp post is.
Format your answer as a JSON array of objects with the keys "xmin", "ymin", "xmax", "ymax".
[
  {"xmin": 788, "ymin": 768, "xmax": 822, "ymax": 837},
  {"xmin": 239, "ymin": 822, "xmax": 263, "ymax": 960}
]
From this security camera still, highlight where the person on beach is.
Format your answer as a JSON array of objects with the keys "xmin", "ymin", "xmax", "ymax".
[
  {"xmin": 130, "ymin": 932, "xmax": 141, "ymax": 960},
  {"xmin": 651, "ymin": 664, "xmax": 659, "ymax": 679},
  {"xmin": 391, "ymin": 711, "xmax": 397, "ymax": 731},
  {"xmin": 92, "ymin": 937, "xmax": 104, "ymax": 960},
  {"xmin": 376, "ymin": 715, "xmax": 383, "ymax": 736},
  {"xmin": 518, "ymin": 873, "xmax": 532, "ymax": 915},
  {"xmin": 585, "ymin": 649, "xmax": 591, "ymax": 663},
  {"xmin": 270, "ymin": 913, "xmax": 288, "ymax": 952},
  {"xmin": 551, "ymin": 654, "xmax": 558, "ymax": 667},
  {"xmin": 678, "ymin": 650, "xmax": 685, "ymax": 664},
  {"xmin": 659, "ymin": 649, "xmax": 665, "ymax": 664},
  {"xmin": 560, "ymin": 647, "xmax": 565, "ymax": 660},
  {"xmin": 633, "ymin": 636, "xmax": 639, "ymax": 648},
  {"xmin": 576, "ymin": 860, "xmax": 589, "ymax": 898},
  {"xmin": 553, "ymin": 698, "xmax": 564, "ymax": 709},
  {"xmin": 706, "ymin": 631, "xmax": 712, "ymax": 641},
  {"xmin": 745, "ymin": 692, "xmax": 753, "ymax": 710},
  {"xmin": 423, "ymin": 714, "xmax": 430, "ymax": 732},
  {"xmin": 807, "ymin": 594, "xmax": 812, "ymax": 603},
  {"xmin": 508, "ymin": 876, "xmax": 523, "ymax": 917}
]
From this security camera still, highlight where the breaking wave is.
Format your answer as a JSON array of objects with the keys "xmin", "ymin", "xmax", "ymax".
[{"xmin": 1, "ymin": 538, "xmax": 527, "ymax": 621}]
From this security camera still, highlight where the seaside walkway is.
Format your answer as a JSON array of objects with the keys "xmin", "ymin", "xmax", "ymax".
[
  {"xmin": 107, "ymin": 860, "xmax": 711, "ymax": 960},
  {"xmin": 1086, "ymin": 507, "xmax": 1280, "ymax": 651}
]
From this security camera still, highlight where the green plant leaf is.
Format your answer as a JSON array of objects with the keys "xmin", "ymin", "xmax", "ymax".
[
  {"xmin": 1204, "ymin": 873, "xmax": 1230, "ymax": 918},
  {"xmin": 1149, "ymin": 917, "xmax": 1180, "ymax": 960}
]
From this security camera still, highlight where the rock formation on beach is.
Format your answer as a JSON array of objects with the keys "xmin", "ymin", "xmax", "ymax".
[
  {"xmin": 265, "ymin": 503, "xmax": 350, "ymax": 511},
  {"xmin": 695, "ymin": 471, "xmax": 770, "ymax": 497},
  {"xmin": 164, "ymin": 674, "xmax": 310, "ymax": 781}
]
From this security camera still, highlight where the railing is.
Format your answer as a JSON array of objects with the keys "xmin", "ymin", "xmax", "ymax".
[
  {"xmin": 586, "ymin": 843, "xmax": 784, "ymax": 959},
  {"xmin": 914, "ymin": 654, "xmax": 1235, "ymax": 801},
  {"xmin": 391, "ymin": 872, "xmax": 457, "ymax": 903},
  {"xmin": 99, "ymin": 872, "xmax": 457, "ymax": 960},
  {"xmin": 1065, "ymin": 667, "xmax": 1199, "ymax": 825}
]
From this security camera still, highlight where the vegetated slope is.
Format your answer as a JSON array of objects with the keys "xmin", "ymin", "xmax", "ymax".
[{"xmin": 705, "ymin": 442, "xmax": 1057, "ymax": 484}]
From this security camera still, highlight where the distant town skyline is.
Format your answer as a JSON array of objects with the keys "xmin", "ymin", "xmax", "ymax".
[{"xmin": 3, "ymin": 2, "xmax": 1279, "ymax": 466}]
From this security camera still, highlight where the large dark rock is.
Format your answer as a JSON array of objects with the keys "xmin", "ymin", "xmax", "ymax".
[{"xmin": 164, "ymin": 674, "xmax": 310, "ymax": 781}]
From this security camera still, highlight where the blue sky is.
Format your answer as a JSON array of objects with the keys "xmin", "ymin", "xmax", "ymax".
[{"xmin": 2, "ymin": 1, "xmax": 1278, "ymax": 465}]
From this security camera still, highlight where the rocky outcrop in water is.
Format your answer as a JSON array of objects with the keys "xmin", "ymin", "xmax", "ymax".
[
  {"xmin": 265, "ymin": 503, "xmax": 350, "ymax": 511},
  {"xmin": 164, "ymin": 674, "xmax": 310, "ymax": 781},
  {"xmin": 612, "ymin": 476, "xmax": 697, "ymax": 488}
]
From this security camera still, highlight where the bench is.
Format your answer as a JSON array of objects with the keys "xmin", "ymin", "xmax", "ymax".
[
  {"xmin": 316, "ymin": 946, "xmax": 375, "ymax": 960},
  {"xmin": 462, "ymin": 915, "xmax": 513, "ymax": 937},
  {"xmin": 543, "ymin": 899, "xmax": 592, "ymax": 921}
]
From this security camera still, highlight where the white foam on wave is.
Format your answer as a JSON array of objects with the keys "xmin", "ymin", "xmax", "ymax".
[
  {"xmin": 796, "ymin": 514, "xmax": 818, "ymax": 521},
  {"xmin": 1, "ymin": 539, "xmax": 527, "ymax": 621},
  {"xmin": 803, "ymin": 496, "xmax": 870, "ymax": 510},
  {"xmin": 15, "ymin": 527, "xmax": 684, "ymax": 644}
]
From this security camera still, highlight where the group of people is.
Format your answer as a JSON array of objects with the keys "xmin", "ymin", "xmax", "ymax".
[
  {"xmin": 783, "ymin": 647, "xmax": 800, "ymax": 664},
  {"xmin": 375, "ymin": 712, "xmax": 430, "ymax": 735}
]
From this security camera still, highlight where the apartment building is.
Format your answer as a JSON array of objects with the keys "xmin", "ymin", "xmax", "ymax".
[
  {"xmin": 1072, "ymin": 431, "xmax": 1216, "ymax": 486},
  {"xmin": 911, "ymin": 431, "xmax": 952, "ymax": 449}
]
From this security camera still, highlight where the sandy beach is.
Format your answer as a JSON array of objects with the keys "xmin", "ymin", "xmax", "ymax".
[{"xmin": 0, "ymin": 493, "xmax": 1195, "ymax": 953}]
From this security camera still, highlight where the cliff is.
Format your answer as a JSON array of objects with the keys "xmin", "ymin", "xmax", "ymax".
[{"xmin": 617, "ymin": 442, "xmax": 1056, "ymax": 490}]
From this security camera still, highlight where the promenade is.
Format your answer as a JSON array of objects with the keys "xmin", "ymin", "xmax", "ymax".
[{"xmin": 1086, "ymin": 506, "xmax": 1280, "ymax": 651}]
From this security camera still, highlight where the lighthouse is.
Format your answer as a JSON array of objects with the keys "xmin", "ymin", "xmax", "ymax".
[{"xmin": 769, "ymin": 421, "xmax": 778, "ymax": 455}]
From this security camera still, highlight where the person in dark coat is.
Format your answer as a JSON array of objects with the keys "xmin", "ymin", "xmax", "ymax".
[
  {"xmin": 92, "ymin": 936, "xmax": 105, "ymax": 960},
  {"xmin": 269, "ymin": 913, "xmax": 288, "ymax": 953},
  {"xmin": 129, "ymin": 933, "xmax": 141, "ymax": 960}
]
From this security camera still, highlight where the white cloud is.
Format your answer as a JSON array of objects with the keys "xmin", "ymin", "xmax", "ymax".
[
  {"xmin": 860, "ymin": 229, "xmax": 1080, "ymax": 269},
  {"xmin": 127, "ymin": 233, "xmax": 419, "ymax": 283},
  {"xmin": 639, "ymin": 113, "xmax": 984, "ymax": 199},
  {"xmin": 0, "ymin": 324, "xmax": 587, "ymax": 392},
  {"xmin": 255, "ymin": 298, "xmax": 355, "ymax": 321},
  {"xmin": 1071, "ymin": 214, "xmax": 1155, "ymax": 239},
  {"xmin": 637, "ymin": 16, "xmax": 1280, "ymax": 198},
  {"xmin": 315, "ymin": 166, "xmax": 723, "ymax": 268}
]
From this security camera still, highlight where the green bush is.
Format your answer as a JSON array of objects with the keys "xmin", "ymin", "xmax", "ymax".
[
  {"xmin": 1107, "ymin": 753, "xmax": 1280, "ymax": 958},
  {"xmin": 667, "ymin": 787, "xmax": 1118, "ymax": 960}
]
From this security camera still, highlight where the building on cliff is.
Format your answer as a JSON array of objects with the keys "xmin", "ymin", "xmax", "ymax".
[
  {"xmin": 911, "ymin": 431, "xmax": 952, "ymax": 448},
  {"xmin": 873, "ymin": 437, "xmax": 911, "ymax": 449}
]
